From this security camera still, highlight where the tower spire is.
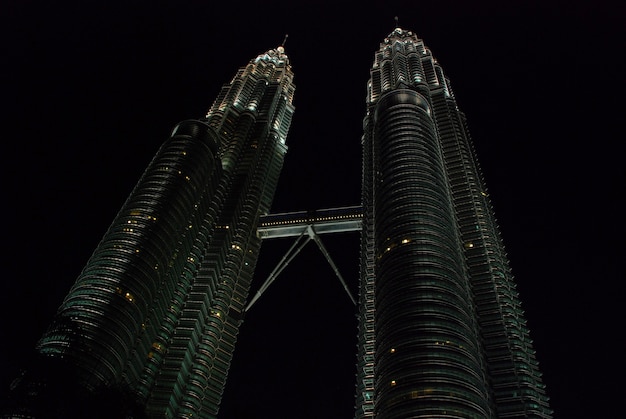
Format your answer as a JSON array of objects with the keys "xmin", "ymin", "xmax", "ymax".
[
  {"xmin": 281, "ymin": 33, "xmax": 289, "ymax": 47},
  {"xmin": 394, "ymin": 16, "xmax": 399, "ymax": 28}
]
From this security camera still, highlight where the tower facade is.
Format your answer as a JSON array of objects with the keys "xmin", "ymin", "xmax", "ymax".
[
  {"xmin": 2, "ymin": 26, "xmax": 554, "ymax": 419},
  {"xmin": 8, "ymin": 45, "xmax": 294, "ymax": 418},
  {"xmin": 355, "ymin": 27, "xmax": 551, "ymax": 418}
]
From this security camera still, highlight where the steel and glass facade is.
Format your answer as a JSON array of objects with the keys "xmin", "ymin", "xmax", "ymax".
[
  {"xmin": 355, "ymin": 27, "xmax": 552, "ymax": 418},
  {"xmin": 3, "ymin": 26, "xmax": 553, "ymax": 419},
  {"xmin": 11, "ymin": 45, "xmax": 295, "ymax": 418}
]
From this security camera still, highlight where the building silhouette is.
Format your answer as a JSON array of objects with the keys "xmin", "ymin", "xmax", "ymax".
[
  {"xmin": 3, "ymin": 45, "xmax": 295, "ymax": 418},
  {"xmin": 354, "ymin": 26, "xmax": 552, "ymax": 417},
  {"xmin": 2, "ymin": 26, "xmax": 551, "ymax": 418}
]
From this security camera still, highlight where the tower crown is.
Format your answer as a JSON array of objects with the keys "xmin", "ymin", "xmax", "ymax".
[
  {"xmin": 254, "ymin": 45, "xmax": 289, "ymax": 67},
  {"xmin": 384, "ymin": 26, "xmax": 418, "ymax": 43}
]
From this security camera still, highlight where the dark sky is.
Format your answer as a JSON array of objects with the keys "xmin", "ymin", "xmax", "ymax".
[{"xmin": 1, "ymin": 1, "xmax": 624, "ymax": 418}]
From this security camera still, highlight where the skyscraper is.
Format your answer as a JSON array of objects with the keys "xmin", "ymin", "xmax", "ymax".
[
  {"xmin": 3, "ymin": 45, "xmax": 294, "ymax": 418},
  {"xmin": 354, "ymin": 26, "xmax": 552, "ymax": 417},
  {"xmin": 2, "ymin": 24, "xmax": 553, "ymax": 419}
]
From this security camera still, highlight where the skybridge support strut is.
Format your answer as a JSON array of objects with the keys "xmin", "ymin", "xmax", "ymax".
[
  {"xmin": 244, "ymin": 224, "xmax": 357, "ymax": 312},
  {"xmin": 244, "ymin": 229, "xmax": 311, "ymax": 312},
  {"xmin": 308, "ymin": 226, "xmax": 357, "ymax": 306}
]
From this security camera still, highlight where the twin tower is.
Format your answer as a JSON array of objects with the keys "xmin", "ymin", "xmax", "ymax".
[{"xmin": 3, "ymin": 27, "xmax": 552, "ymax": 418}]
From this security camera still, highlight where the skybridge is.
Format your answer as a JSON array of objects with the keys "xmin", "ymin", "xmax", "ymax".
[
  {"xmin": 246, "ymin": 206, "xmax": 363, "ymax": 312},
  {"xmin": 257, "ymin": 205, "xmax": 363, "ymax": 239}
]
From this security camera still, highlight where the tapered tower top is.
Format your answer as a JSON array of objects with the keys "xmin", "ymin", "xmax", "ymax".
[
  {"xmin": 254, "ymin": 36, "xmax": 290, "ymax": 67},
  {"xmin": 384, "ymin": 25, "xmax": 419, "ymax": 43}
]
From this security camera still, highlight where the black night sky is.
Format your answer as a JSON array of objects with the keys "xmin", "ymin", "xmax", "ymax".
[{"xmin": 1, "ymin": 1, "xmax": 624, "ymax": 418}]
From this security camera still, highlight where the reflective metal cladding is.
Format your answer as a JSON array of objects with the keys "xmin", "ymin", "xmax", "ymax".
[
  {"xmin": 355, "ymin": 27, "xmax": 552, "ymax": 418},
  {"xmin": 2, "ymin": 25, "xmax": 552, "ymax": 419},
  {"xmin": 25, "ymin": 44, "xmax": 295, "ymax": 418}
]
